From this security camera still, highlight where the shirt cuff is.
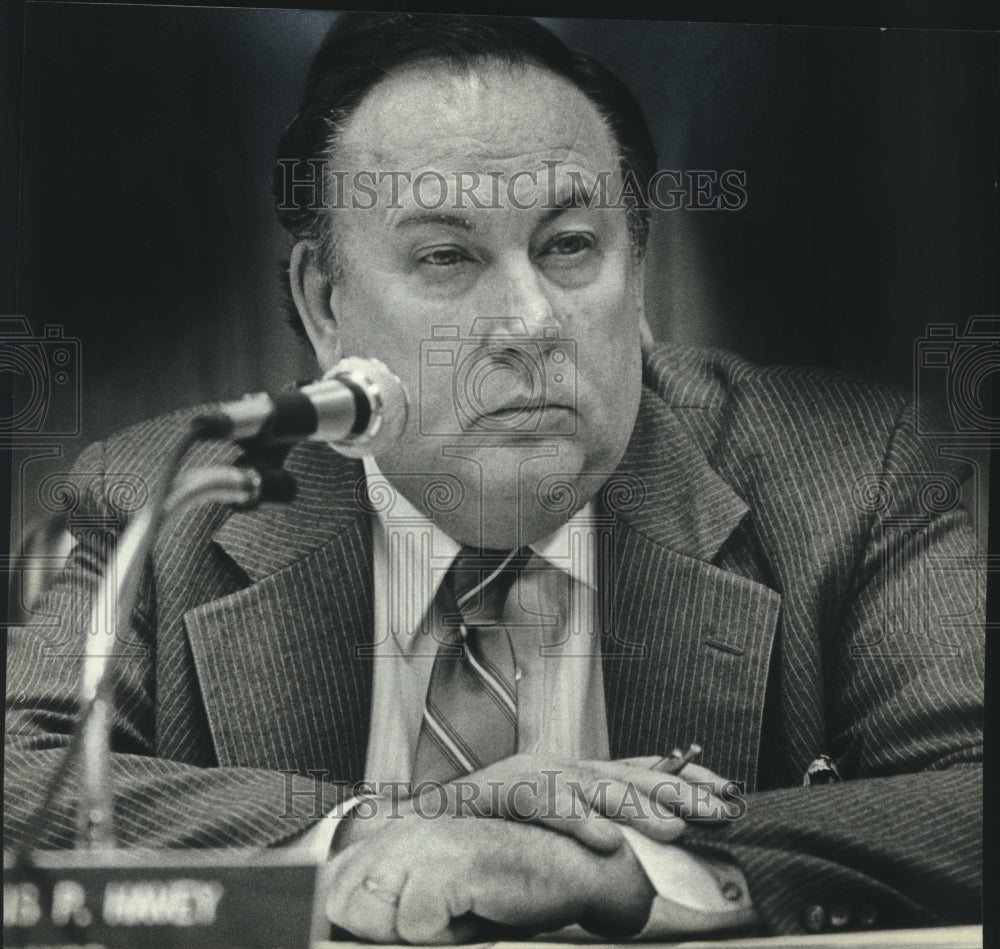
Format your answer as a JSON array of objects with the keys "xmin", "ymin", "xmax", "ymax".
[
  {"xmin": 618, "ymin": 825, "xmax": 758, "ymax": 938},
  {"xmin": 282, "ymin": 796, "xmax": 364, "ymax": 862}
]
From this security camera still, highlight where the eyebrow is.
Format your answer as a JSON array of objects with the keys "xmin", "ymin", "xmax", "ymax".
[
  {"xmin": 394, "ymin": 212, "xmax": 473, "ymax": 231},
  {"xmin": 391, "ymin": 191, "xmax": 598, "ymax": 232},
  {"xmin": 537, "ymin": 195, "xmax": 590, "ymax": 229}
]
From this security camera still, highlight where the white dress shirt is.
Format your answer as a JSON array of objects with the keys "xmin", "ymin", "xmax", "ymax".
[
  {"xmin": 363, "ymin": 456, "xmax": 611, "ymax": 785},
  {"xmin": 302, "ymin": 458, "xmax": 756, "ymax": 937}
]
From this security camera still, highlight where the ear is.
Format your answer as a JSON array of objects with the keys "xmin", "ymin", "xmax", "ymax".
[
  {"xmin": 289, "ymin": 241, "xmax": 342, "ymax": 371},
  {"xmin": 630, "ymin": 259, "xmax": 654, "ymax": 348}
]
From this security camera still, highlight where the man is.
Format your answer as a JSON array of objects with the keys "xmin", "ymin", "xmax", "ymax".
[{"xmin": 5, "ymin": 12, "xmax": 983, "ymax": 942}]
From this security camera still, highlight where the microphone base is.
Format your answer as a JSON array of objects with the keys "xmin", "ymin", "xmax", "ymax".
[{"xmin": 4, "ymin": 847, "xmax": 323, "ymax": 949}]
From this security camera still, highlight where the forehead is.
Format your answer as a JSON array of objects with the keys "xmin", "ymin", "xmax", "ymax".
[{"xmin": 336, "ymin": 60, "xmax": 620, "ymax": 177}]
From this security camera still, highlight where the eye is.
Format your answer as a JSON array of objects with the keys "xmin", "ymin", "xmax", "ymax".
[
  {"xmin": 541, "ymin": 232, "xmax": 597, "ymax": 258},
  {"xmin": 417, "ymin": 246, "xmax": 471, "ymax": 267}
]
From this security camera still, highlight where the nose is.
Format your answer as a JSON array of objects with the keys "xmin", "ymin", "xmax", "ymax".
[{"xmin": 482, "ymin": 256, "xmax": 558, "ymax": 341}]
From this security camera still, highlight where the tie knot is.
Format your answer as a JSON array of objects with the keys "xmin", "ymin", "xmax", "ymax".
[{"xmin": 445, "ymin": 546, "xmax": 533, "ymax": 627}]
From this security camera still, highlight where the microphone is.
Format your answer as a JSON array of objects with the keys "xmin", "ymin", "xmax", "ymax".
[{"xmin": 196, "ymin": 357, "xmax": 409, "ymax": 456}]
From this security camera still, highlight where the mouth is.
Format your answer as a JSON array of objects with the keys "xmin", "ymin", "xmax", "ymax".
[
  {"xmin": 466, "ymin": 402, "xmax": 577, "ymax": 434},
  {"xmin": 479, "ymin": 403, "xmax": 574, "ymax": 420}
]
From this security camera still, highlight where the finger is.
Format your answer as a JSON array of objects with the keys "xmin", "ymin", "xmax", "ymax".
[
  {"xmin": 528, "ymin": 766, "xmax": 684, "ymax": 844},
  {"xmin": 351, "ymin": 871, "xmax": 406, "ymax": 943},
  {"xmin": 585, "ymin": 777, "xmax": 689, "ymax": 842},
  {"xmin": 591, "ymin": 756, "xmax": 729, "ymax": 788},
  {"xmin": 525, "ymin": 778, "xmax": 625, "ymax": 854},
  {"xmin": 615, "ymin": 755, "xmax": 662, "ymax": 768},
  {"xmin": 578, "ymin": 759, "xmax": 731, "ymax": 823},
  {"xmin": 545, "ymin": 802, "xmax": 626, "ymax": 853},
  {"xmin": 323, "ymin": 844, "xmax": 366, "ymax": 932},
  {"xmin": 396, "ymin": 867, "xmax": 468, "ymax": 945},
  {"xmin": 529, "ymin": 814, "xmax": 625, "ymax": 852},
  {"xmin": 490, "ymin": 769, "xmax": 625, "ymax": 854},
  {"xmin": 679, "ymin": 766, "xmax": 745, "ymax": 821},
  {"xmin": 581, "ymin": 761, "xmax": 728, "ymax": 828},
  {"xmin": 463, "ymin": 827, "xmax": 594, "ymax": 933},
  {"xmin": 678, "ymin": 761, "xmax": 734, "ymax": 794},
  {"xmin": 325, "ymin": 849, "xmax": 404, "ymax": 942}
]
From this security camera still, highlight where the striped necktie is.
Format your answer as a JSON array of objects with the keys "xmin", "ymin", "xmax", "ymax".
[{"xmin": 411, "ymin": 545, "xmax": 533, "ymax": 786}]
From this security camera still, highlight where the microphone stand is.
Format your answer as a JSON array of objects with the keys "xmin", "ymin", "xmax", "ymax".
[
  {"xmin": 7, "ymin": 353, "xmax": 409, "ymax": 942},
  {"xmin": 5, "ymin": 433, "xmax": 329, "ymax": 949},
  {"xmin": 11, "ymin": 418, "xmax": 296, "ymax": 862},
  {"xmin": 77, "ymin": 463, "xmax": 275, "ymax": 849}
]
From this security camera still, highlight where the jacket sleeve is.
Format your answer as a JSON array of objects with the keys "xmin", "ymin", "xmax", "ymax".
[
  {"xmin": 5, "ymin": 439, "xmax": 349, "ymax": 852},
  {"xmin": 678, "ymin": 399, "xmax": 984, "ymax": 934}
]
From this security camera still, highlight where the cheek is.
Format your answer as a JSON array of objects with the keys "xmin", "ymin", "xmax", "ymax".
[
  {"xmin": 566, "ymin": 283, "xmax": 641, "ymax": 366},
  {"xmin": 338, "ymin": 282, "xmax": 424, "ymax": 361},
  {"xmin": 338, "ymin": 292, "xmax": 461, "ymax": 431},
  {"xmin": 563, "ymin": 283, "xmax": 642, "ymax": 437}
]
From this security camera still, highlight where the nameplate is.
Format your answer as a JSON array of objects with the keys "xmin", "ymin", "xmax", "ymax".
[{"xmin": 4, "ymin": 848, "xmax": 323, "ymax": 948}]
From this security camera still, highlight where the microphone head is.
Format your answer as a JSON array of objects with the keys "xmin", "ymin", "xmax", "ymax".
[{"xmin": 323, "ymin": 357, "xmax": 409, "ymax": 457}]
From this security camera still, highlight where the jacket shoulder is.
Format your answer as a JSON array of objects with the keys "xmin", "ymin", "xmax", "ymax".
[
  {"xmin": 643, "ymin": 343, "xmax": 911, "ymax": 424},
  {"xmin": 61, "ymin": 407, "xmax": 245, "ymax": 528},
  {"xmin": 642, "ymin": 343, "xmax": 969, "ymax": 562},
  {"xmin": 642, "ymin": 343, "xmax": 917, "ymax": 468},
  {"xmin": 74, "ymin": 406, "xmax": 243, "ymax": 475}
]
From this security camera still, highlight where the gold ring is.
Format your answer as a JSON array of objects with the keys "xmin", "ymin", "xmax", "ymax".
[{"xmin": 362, "ymin": 876, "xmax": 401, "ymax": 906}]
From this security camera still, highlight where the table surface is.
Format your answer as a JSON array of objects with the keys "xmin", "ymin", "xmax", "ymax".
[{"xmin": 318, "ymin": 924, "xmax": 982, "ymax": 949}]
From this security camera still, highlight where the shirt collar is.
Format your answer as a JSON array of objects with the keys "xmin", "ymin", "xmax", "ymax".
[{"xmin": 363, "ymin": 457, "xmax": 596, "ymax": 640}]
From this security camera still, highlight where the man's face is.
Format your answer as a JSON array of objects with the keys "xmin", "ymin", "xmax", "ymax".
[{"xmin": 308, "ymin": 61, "xmax": 644, "ymax": 547}]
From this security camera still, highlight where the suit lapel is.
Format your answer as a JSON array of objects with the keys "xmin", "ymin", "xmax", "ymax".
[
  {"xmin": 177, "ymin": 373, "xmax": 779, "ymax": 789},
  {"xmin": 601, "ymin": 388, "xmax": 781, "ymax": 791},
  {"xmin": 183, "ymin": 443, "xmax": 374, "ymax": 782}
]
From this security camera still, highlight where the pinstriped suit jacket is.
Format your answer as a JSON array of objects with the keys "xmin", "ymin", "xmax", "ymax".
[{"xmin": 5, "ymin": 345, "xmax": 983, "ymax": 935}]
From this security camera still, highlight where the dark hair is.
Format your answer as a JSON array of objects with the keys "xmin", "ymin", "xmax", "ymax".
[{"xmin": 273, "ymin": 13, "xmax": 657, "ymax": 336}]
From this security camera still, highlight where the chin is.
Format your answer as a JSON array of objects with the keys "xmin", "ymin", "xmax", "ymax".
[
  {"xmin": 445, "ymin": 507, "xmax": 576, "ymax": 551},
  {"xmin": 441, "ymin": 449, "xmax": 591, "ymax": 549}
]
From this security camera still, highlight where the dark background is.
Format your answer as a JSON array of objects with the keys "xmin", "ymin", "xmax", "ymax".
[{"xmin": 7, "ymin": 3, "xmax": 1000, "ymax": 533}]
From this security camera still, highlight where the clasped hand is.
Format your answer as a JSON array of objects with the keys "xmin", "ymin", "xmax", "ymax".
[{"xmin": 323, "ymin": 754, "xmax": 737, "ymax": 943}]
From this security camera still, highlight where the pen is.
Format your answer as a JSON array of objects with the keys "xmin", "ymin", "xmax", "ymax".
[{"xmin": 650, "ymin": 743, "xmax": 702, "ymax": 774}]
